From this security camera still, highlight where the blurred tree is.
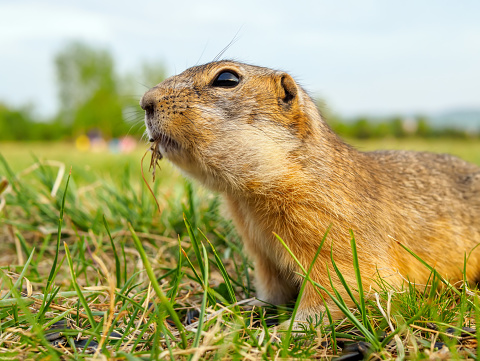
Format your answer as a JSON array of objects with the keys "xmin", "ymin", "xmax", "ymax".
[
  {"xmin": 0, "ymin": 103, "xmax": 69, "ymax": 141},
  {"xmin": 373, "ymin": 121, "xmax": 391, "ymax": 138},
  {"xmin": 390, "ymin": 117, "xmax": 407, "ymax": 138},
  {"xmin": 416, "ymin": 116, "xmax": 431, "ymax": 138},
  {"xmin": 55, "ymin": 42, "xmax": 125, "ymax": 138},
  {"xmin": 0, "ymin": 103, "xmax": 34, "ymax": 140},
  {"xmin": 352, "ymin": 117, "xmax": 373, "ymax": 139}
]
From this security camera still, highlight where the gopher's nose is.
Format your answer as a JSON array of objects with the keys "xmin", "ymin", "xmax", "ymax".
[
  {"xmin": 140, "ymin": 89, "xmax": 157, "ymax": 118},
  {"xmin": 140, "ymin": 88, "xmax": 158, "ymax": 110}
]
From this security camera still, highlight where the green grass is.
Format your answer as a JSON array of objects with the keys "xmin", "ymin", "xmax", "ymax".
[
  {"xmin": 0, "ymin": 139, "xmax": 479, "ymax": 359},
  {"xmin": 1, "ymin": 141, "xmax": 145, "ymax": 173}
]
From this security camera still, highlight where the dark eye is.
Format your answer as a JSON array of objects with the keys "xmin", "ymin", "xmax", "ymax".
[{"xmin": 212, "ymin": 71, "xmax": 240, "ymax": 88}]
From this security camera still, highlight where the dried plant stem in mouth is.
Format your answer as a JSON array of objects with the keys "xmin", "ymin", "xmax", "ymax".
[
  {"xmin": 141, "ymin": 146, "xmax": 162, "ymax": 214},
  {"xmin": 149, "ymin": 140, "xmax": 163, "ymax": 182}
]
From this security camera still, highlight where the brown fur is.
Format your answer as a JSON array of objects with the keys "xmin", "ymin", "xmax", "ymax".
[{"xmin": 140, "ymin": 60, "xmax": 480, "ymax": 323}]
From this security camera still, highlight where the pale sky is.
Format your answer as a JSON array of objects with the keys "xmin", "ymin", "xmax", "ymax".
[{"xmin": 1, "ymin": 0, "xmax": 479, "ymax": 118}]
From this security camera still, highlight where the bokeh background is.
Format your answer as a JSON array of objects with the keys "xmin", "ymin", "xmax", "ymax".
[{"xmin": 1, "ymin": 0, "xmax": 480, "ymax": 170}]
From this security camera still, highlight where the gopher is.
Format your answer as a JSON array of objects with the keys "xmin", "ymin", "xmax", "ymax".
[{"xmin": 140, "ymin": 60, "xmax": 480, "ymax": 324}]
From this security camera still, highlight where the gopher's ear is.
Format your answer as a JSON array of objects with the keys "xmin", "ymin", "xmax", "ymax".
[{"xmin": 276, "ymin": 73, "xmax": 298, "ymax": 104}]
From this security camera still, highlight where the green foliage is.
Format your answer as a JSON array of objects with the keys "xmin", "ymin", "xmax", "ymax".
[
  {"xmin": 55, "ymin": 42, "xmax": 132, "ymax": 138},
  {"xmin": 327, "ymin": 114, "xmax": 477, "ymax": 140},
  {"xmin": 0, "ymin": 103, "xmax": 33, "ymax": 140},
  {"xmin": 55, "ymin": 42, "xmax": 117, "ymax": 120},
  {"xmin": 0, "ymin": 103, "xmax": 66, "ymax": 141}
]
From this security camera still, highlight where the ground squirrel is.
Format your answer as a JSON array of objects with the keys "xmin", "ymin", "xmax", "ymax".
[{"xmin": 140, "ymin": 60, "xmax": 480, "ymax": 324}]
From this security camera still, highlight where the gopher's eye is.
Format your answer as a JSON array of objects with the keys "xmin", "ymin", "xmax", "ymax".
[{"xmin": 212, "ymin": 71, "xmax": 240, "ymax": 88}]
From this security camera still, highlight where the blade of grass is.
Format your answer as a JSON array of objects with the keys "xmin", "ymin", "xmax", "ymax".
[
  {"xmin": 350, "ymin": 231, "xmax": 370, "ymax": 332},
  {"xmin": 180, "ymin": 245, "xmax": 217, "ymax": 306},
  {"xmin": 184, "ymin": 180, "xmax": 197, "ymax": 228},
  {"xmin": 282, "ymin": 226, "xmax": 330, "ymax": 355},
  {"xmin": 184, "ymin": 214, "xmax": 205, "ymax": 278},
  {"xmin": 189, "ymin": 244, "xmax": 210, "ymax": 361},
  {"xmin": 42, "ymin": 309, "xmax": 73, "ymax": 329},
  {"xmin": 324, "ymin": 300, "xmax": 337, "ymax": 355},
  {"xmin": 36, "ymin": 234, "xmax": 52, "ymax": 264},
  {"xmin": 36, "ymin": 285, "xmax": 61, "ymax": 321},
  {"xmin": 0, "ymin": 297, "xmax": 34, "ymax": 308},
  {"xmin": 37, "ymin": 256, "xmax": 66, "ymax": 322},
  {"xmin": 167, "ymin": 237, "xmax": 184, "ymax": 303},
  {"xmin": 63, "ymin": 241, "xmax": 96, "ymax": 328},
  {"xmin": 181, "ymin": 248, "xmax": 204, "ymax": 285},
  {"xmin": 326, "ymin": 266, "xmax": 348, "ymax": 309},
  {"xmin": 328, "ymin": 253, "xmax": 353, "ymax": 305},
  {"xmin": 214, "ymin": 230, "xmax": 252, "ymax": 297},
  {"xmin": 15, "ymin": 231, "xmax": 40, "ymax": 278},
  {"xmin": 200, "ymin": 229, "xmax": 237, "ymax": 305},
  {"xmin": 103, "ymin": 215, "xmax": 121, "ymax": 289},
  {"xmin": 39, "ymin": 168, "xmax": 71, "ymax": 317},
  {"xmin": 0, "ymin": 290, "xmax": 96, "ymax": 308},
  {"xmin": 2, "ymin": 247, "xmax": 35, "ymax": 300},
  {"xmin": 128, "ymin": 223, "xmax": 187, "ymax": 349}
]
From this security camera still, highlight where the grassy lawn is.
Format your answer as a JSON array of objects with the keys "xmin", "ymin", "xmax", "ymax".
[
  {"xmin": 0, "ymin": 139, "xmax": 479, "ymax": 359},
  {"xmin": 1, "ymin": 141, "xmax": 154, "ymax": 179}
]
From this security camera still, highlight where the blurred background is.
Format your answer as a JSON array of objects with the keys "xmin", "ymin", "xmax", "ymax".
[{"xmin": 1, "ymin": 0, "xmax": 480, "ymax": 171}]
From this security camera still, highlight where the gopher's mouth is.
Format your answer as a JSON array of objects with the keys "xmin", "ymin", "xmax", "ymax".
[
  {"xmin": 150, "ymin": 133, "xmax": 180, "ymax": 156},
  {"xmin": 149, "ymin": 133, "xmax": 180, "ymax": 182}
]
